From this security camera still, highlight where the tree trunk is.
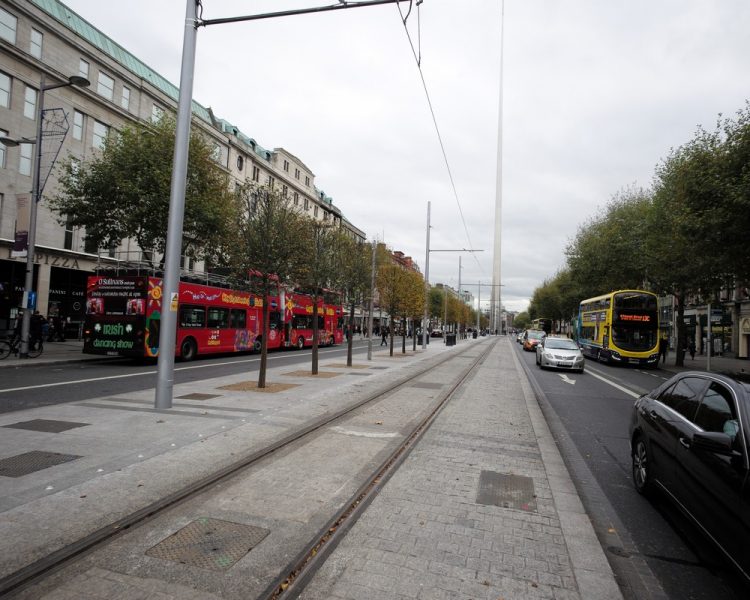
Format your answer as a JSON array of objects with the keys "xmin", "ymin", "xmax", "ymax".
[
  {"xmin": 347, "ymin": 301, "xmax": 355, "ymax": 367},
  {"xmin": 258, "ymin": 287, "xmax": 269, "ymax": 388},
  {"xmin": 312, "ymin": 292, "xmax": 320, "ymax": 375}
]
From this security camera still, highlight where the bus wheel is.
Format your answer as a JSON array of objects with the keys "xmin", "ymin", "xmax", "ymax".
[
  {"xmin": 180, "ymin": 338, "xmax": 197, "ymax": 362},
  {"xmin": 297, "ymin": 336, "xmax": 305, "ymax": 350},
  {"xmin": 329, "ymin": 336, "xmax": 335, "ymax": 347},
  {"xmin": 253, "ymin": 337, "xmax": 262, "ymax": 353}
]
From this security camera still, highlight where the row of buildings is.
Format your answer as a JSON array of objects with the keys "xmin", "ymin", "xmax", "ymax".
[{"xmin": 0, "ymin": 0, "xmax": 367, "ymax": 336}]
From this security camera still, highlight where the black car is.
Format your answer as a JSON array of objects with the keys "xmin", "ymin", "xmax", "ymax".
[{"xmin": 629, "ymin": 371, "xmax": 750, "ymax": 582}]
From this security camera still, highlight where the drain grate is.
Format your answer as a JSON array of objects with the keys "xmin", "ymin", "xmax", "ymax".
[
  {"xmin": 370, "ymin": 366, "xmax": 389, "ymax": 370},
  {"xmin": 146, "ymin": 518, "xmax": 269, "ymax": 571},
  {"xmin": 409, "ymin": 382, "xmax": 443, "ymax": 389},
  {"xmin": 176, "ymin": 393, "xmax": 221, "ymax": 401},
  {"xmin": 476, "ymin": 471, "xmax": 537, "ymax": 512},
  {"xmin": 0, "ymin": 450, "xmax": 83, "ymax": 478},
  {"xmin": 2, "ymin": 419, "xmax": 90, "ymax": 433}
]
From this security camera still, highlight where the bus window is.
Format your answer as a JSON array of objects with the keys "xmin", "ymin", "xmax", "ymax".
[
  {"xmin": 269, "ymin": 311, "xmax": 281, "ymax": 330},
  {"xmin": 318, "ymin": 315, "xmax": 324, "ymax": 329},
  {"xmin": 207, "ymin": 307, "xmax": 229, "ymax": 329},
  {"xmin": 180, "ymin": 305, "xmax": 205, "ymax": 328},
  {"xmin": 230, "ymin": 309, "xmax": 246, "ymax": 329}
]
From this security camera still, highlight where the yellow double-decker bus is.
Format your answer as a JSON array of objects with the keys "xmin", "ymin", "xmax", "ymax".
[
  {"xmin": 531, "ymin": 318, "xmax": 552, "ymax": 334},
  {"xmin": 577, "ymin": 290, "xmax": 660, "ymax": 367}
]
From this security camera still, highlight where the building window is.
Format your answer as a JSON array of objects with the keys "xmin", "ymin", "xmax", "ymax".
[
  {"xmin": 23, "ymin": 86, "xmax": 37, "ymax": 120},
  {"xmin": 84, "ymin": 234, "xmax": 98, "ymax": 254},
  {"xmin": 236, "ymin": 155, "xmax": 244, "ymax": 171},
  {"xmin": 210, "ymin": 143, "xmax": 221, "ymax": 163},
  {"xmin": 0, "ymin": 7, "xmax": 17, "ymax": 44},
  {"xmin": 121, "ymin": 86, "xmax": 130, "ymax": 110},
  {"xmin": 97, "ymin": 72, "xmax": 114, "ymax": 100},
  {"xmin": 93, "ymin": 120, "xmax": 109, "ymax": 149},
  {"xmin": 0, "ymin": 71, "xmax": 9, "ymax": 108},
  {"xmin": 293, "ymin": 192, "xmax": 299, "ymax": 206},
  {"xmin": 151, "ymin": 104, "xmax": 163, "ymax": 122},
  {"xmin": 283, "ymin": 159, "xmax": 289, "ymax": 172},
  {"xmin": 304, "ymin": 198, "xmax": 309, "ymax": 211},
  {"xmin": 323, "ymin": 210, "xmax": 329, "ymax": 220},
  {"xmin": 314, "ymin": 206, "xmax": 319, "ymax": 218},
  {"xmin": 64, "ymin": 216, "xmax": 74, "ymax": 250},
  {"xmin": 267, "ymin": 176, "xmax": 274, "ymax": 188},
  {"xmin": 305, "ymin": 176, "xmax": 310, "ymax": 186},
  {"xmin": 73, "ymin": 110, "xmax": 84, "ymax": 141},
  {"xmin": 19, "ymin": 143, "xmax": 32, "ymax": 176},
  {"xmin": 295, "ymin": 168, "xmax": 300, "ymax": 179},
  {"xmin": 282, "ymin": 185, "xmax": 288, "ymax": 197},
  {"xmin": 30, "ymin": 28, "xmax": 42, "ymax": 59},
  {"xmin": 0, "ymin": 128, "xmax": 6, "ymax": 168},
  {"xmin": 252, "ymin": 165, "xmax": 259, "ymax": 182},
  {"xmin": 79, "ymin": 59, "xmax": 89, "ymax": 79}
]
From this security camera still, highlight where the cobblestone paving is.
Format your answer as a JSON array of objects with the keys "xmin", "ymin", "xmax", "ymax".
[{"xmin": 303, "ymin": 341, "xmax": 589, "ymax": 600}]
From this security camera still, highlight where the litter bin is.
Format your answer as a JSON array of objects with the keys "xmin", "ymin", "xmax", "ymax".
[
  {"xmin": 472, "ymin": 331, "xmax": 478, "ymax": 339},
  {"xmin": 446, "ymin": 333, "xmax": 456, "ymax": 346}
]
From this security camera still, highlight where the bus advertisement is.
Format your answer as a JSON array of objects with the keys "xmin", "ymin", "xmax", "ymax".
[
  {"xmin": 83, "ymin": 275, "xmax": 343, "ymax": 360},
  {"xmin": 576, "ymin": 290, "xmax": 660, "ymax": 367}
]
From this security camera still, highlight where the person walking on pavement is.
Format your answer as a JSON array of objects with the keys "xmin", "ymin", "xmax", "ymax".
[
  {"xmin": 381, "ymin": 326, "xmax": 388, "ymax": 346},
  {"xmin": 688, "ymin": 338, "xmax": 696, "ymax": 360},
  {"xmin": 659, "ymin": 335, "xmax": 669, "ymax": 364}
]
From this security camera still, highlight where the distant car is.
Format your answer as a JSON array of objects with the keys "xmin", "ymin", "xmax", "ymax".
[
  {"xmin": 516, "ymin": 331, "xmax": 524, "ymax": 344},
  {"xmin": 535, "ymin": 337, "xmax": 584, "ymax": 372},
  {"xmin": 430, "ymin": 329, "xmax": 443, "ymax": 338},
  {"xmin": 629, "ymin": 371, "xmax": 750, "ymax": 583},
  {"xmin": 522, "ymin": 329, "xmax": 545, "ymax": 351}
]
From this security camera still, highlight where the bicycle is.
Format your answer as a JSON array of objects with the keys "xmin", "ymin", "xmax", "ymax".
[{"xmin": 0, "ymin": 334, "xmax": 44, "ymax": 359}]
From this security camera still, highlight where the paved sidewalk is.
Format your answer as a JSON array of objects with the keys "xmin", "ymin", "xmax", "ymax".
[{"xmin": 1, "ymin": 337, "xmax": 619, "ymax": 598}]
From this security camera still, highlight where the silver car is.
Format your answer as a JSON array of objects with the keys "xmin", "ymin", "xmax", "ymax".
[{"xmin": 536, "ymin": 337, "xmax": 585, "ymax": 372}]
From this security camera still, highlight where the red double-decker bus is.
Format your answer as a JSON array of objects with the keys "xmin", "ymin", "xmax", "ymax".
[{"xmin": 82, "ymin": 275, "xmax": 343, "ymax": 360}]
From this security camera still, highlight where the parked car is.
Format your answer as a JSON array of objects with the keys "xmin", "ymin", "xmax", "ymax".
[
  {"xmin": 522, "ymin": 329, "xmax": 545, "ymax": 351},
  {"xmin": 536, "ymin": 337, "xmax": 584, "ymax": 372},
  {"xmin": 629, "ymin": 371, "xmax": 750, "ymax": 583},
  {"xmin": 430, "ymin": 329, "xmax": 443, "ymax": 338}
]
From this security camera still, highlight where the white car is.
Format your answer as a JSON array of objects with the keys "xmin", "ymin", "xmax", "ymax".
[{"xmin": 536, "ymin": 337, "xmax": 584, "ymax": 373}]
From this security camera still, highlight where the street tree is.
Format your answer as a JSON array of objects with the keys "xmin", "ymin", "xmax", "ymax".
[
  {"xmin": 233, "ymin": 184, "xmax": 306, "ymax": 388},
  {"xmin": 377, "ymin": 262, "xmax": 408, "ymax": 356},
  {"xmin": 52, "ymin": 115, "xmax": 238, "ymax": 265}
]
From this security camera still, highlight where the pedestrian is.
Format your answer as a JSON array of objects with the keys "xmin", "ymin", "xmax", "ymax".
[
  {"xmin": 688, "ymin": 339, "xmax": 696, "ymax": 360},
  {"xmin": 381, "ymin": 326, "xmax": 388, "ymax": 346},
  {"xmin": 659, "ymin": 336, "xmax": 668, "ymax": 364},
  {"xmin": 30, "ymin": 311, "xmax": 46, "ymax": 350}
]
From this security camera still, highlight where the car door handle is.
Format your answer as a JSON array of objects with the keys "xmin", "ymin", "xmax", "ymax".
[
  {"xmin": 679, "ymin": 437, "xmax": 691, "ymax": 449},
  {"xmin": 648, "ymin": 410, "xmax": 658, "ymax": 419}
]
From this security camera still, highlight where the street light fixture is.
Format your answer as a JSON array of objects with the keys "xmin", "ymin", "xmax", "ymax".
[{"xmin": 10, "ymin": 74, "xmax": 89, "ymax": 357}]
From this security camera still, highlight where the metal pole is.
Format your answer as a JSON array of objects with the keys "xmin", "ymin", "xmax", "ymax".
[
  {"xmin": 19, "ymin": 76, "xmax": 47, "ymax": 358},
  {"xmin": 457, "ymin": 256, "xmax": 461, "ymax": 341},
  {"xmin": 443, "ymin": 285, "xmax": 447, "ymax": 344},
  {"xmin": 490, "ymin": 0, "xmax": 505, "ymax": 335},
  {"xmin": 155, "ymin": 0, "xmax": 199, "ymax": 409},
  {"xmin": 476, "ymin": 280, "xmax": 480, "ymax": 333},
  {"xmin": 367, "ymin": 239, "xmax": 376, "ymax": 360},
  {"xmin": 421, "ymin": 201, "xmax": 430, "ymax": 350}
]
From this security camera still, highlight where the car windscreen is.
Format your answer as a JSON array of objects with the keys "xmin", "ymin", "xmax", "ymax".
[
  {"xmin": 544, "ymin": 339, "xmax": 578, "ymax": 350},
  {"xmin": 527, "ymin": 331, "xmax": 545, "ymax": 339}
]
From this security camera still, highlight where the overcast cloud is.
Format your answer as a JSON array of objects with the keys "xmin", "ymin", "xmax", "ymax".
[{"xmin": 61, "ymin": 0, "xmax": 750, "ymax": 312}]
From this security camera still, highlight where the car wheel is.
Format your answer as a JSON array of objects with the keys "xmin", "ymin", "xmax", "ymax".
[
  {"xmin": 297, "ymin": 336, "xmax": 305, "ymax": 350},
  {"xmin": 180, "ymin": 338, "xmax": 197, "ymax": 362},
  {"xmin": 632, "ymin": 436, "xmax": 654, "ymax": 496}
]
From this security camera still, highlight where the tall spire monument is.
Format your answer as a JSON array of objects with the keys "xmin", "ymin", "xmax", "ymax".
[{"xmin": 490, "ymin": 0, "xmax": 505, "ymax": 333}]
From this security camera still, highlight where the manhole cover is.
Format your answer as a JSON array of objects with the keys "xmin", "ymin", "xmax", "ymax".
[
  {"xmin": 410, "ymin": 382, "xmax": 443, "ymax": 389},
  {"xmin": 2, "ymin": 419, "xmax": 90, "ymax": 433},
  {"xmin": 476, "ymin": 471, "xmax": 537, "ymax": 512},
  {"xmin": 146, "ymin": 518, "xmax": 269, "ymax": 571},
  {"xmin": 0, "ymin": 450, "xmax": 83, "ymax": 478},
  {"xmin": 176, "ymin": 393, "xmax": 221, "ymax": 401}
]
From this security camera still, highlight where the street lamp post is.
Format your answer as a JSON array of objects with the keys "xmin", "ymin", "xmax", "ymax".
[{"xmin": 4, "ymin": 74, "xmax": 89, "ymax": 357}]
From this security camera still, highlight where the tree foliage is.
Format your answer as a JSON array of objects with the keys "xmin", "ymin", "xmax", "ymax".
[{"xmin": 51, "ymin": 115, "xmax": 238, "ymax": 264}]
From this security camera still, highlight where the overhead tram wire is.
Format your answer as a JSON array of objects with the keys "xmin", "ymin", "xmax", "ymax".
[{"xmin": 396, "ymin": 1, "xmax": 484, "ymax": 275}]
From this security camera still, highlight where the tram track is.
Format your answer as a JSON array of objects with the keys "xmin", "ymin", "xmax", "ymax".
[{"xmin": 2, "ymin": 339, "xmax": 495, "ymax": 599}]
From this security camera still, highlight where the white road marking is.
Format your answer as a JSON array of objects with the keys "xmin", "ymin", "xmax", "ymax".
[
  {"xmin": 586, "ymin": 370, "xmax": 641, "ymax": 398},
  {"xmin": 558, "ymin": 374, "xmax": 576, "ymax": 385},
  {"xmin": 0, "ymin": 347, "xmax": 344, "ymax": 394}
]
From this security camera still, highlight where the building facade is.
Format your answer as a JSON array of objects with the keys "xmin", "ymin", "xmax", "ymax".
[{"xmin": 0, "ymin": 0, "xmax": 365, "ymax": 334}]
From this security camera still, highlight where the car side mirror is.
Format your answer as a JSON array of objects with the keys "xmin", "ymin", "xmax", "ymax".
[{"xmin": 692, "ymin": 431, "xmax": 734, "ymax": 456}]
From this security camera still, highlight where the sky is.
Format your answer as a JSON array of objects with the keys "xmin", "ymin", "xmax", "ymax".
[{"xmin": 60, "ymin": 0, "xmax": 750, "ymax": 313}]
